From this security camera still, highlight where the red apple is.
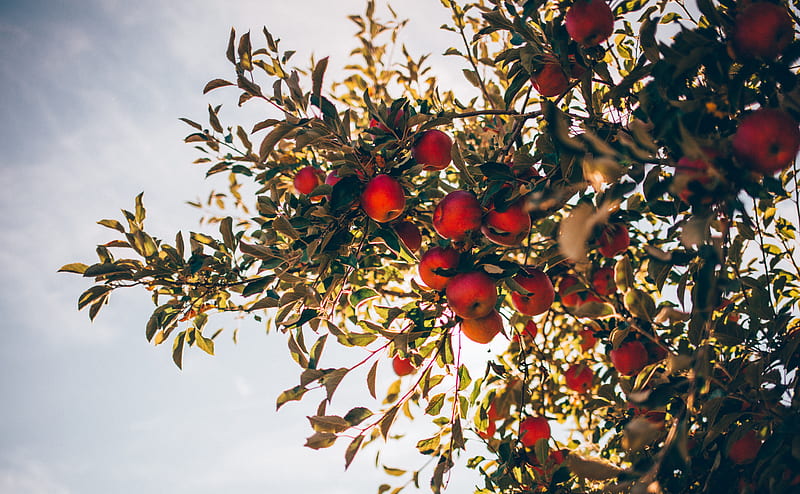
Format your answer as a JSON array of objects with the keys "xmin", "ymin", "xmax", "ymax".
[
  {"xmin": 610, "ymin": 340, "xmax": 648, "ymax": 376},
  {"xmin": 418, "ymin": 247, "xmax": 460, "ymax": 290},
  {"xmin": 394, "ymin": 220, "xmax": 422, "ymax": 252},
  {"xmin": 591, "ymin": 266, "xmax": 616, "ymax": 296},
  {"xmin": 325, "ymin": 170, "xmax": 342, "ymax": 186},
  {"xmin": 446, "ymin": 271, "xmax": 498, "ymax": 319},
  {"xmin": 481, "ymin": 199, "xmax": 532, "ymax": 246},
  {"xmin": 530, "ymin": 61, "xmax": 570, "ymax": 97},
  {"xmin": 433, "ymin": 190, "xmax": 484, "ymax": 241},
  {"xmin": 511, "ymin": 268, "xmax": 556, "ymax": 316},
  {"xmin": 413, "ymin": 129, "xmax": 453, "ymax": 171},
  {"xmin": 559, "ymin": 275, "xmax": 584, "ymax": 307},
  {"xmin": 565, "ymin": 0, "xmax": 615, "ymax": 47},
  {"xmin": 597, "ymin": 223, "xmax": 630, "ymax": 258},
  {"xmin": 361, "ymin": 174, "xmax": 406, "ymax": 223},
  {"xmin": 732, "ymin": 108, "xmax": 800, "ymax": 175},
  {"xmin": 519, "ymin": 416, "xmax": 551, "ymax": 448},
  {"xmin": 733, "ymin": 3, "xmax": 793, "ymax": 59},
  {"xmin": 564, "ymin": 364, "xmax": 594, "ymax": 393},
  {"xmin": 513, "ymin": 320, "xmax": 538, "ymax": 344},
  {"xmin": 487, "ymin": 401, "xmax": 505, "ymax": 422},
  {"xmin": 460, "ymin": 310, "xmax": 504, "ymax": 344},
  {"xmin": 728, "ymin": 430, "xmax": 762, "ymax": 465},
  {"xmin": 392, "ymin": 355, "xmax": 415, "ymax": 376},
  {"xmin": 578, "ymin": 327, "xmax": 597, "ymax": 351},
  {"xmin": 293, "ymin": 166, "xmax": 323, "ymax": 195}
]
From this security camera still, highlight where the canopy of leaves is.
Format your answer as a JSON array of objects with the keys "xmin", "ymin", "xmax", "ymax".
[{"xmin": 62, "ymin": 0, "xmax": 800, "ymax": 493}]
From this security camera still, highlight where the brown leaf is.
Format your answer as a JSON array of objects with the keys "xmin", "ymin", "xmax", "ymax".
[
  {"xmin": 304, "ymin": 431, "xmax": 337, "ymax": 450},
  {"xmin": 203, "ymin": 79, "xmax": 234, "ymax": 94}
]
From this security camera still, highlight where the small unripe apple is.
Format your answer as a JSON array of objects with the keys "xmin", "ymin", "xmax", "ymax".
[
  {"xmin": 413, "ymin": 129, "xmax": 453, "ymax": 171},
  {"xmin": 361, "ymin": 174, "xmax": 406, "ymax": 223},
  {"xmin": 519, "ymin": 416, "xmax": 551, "ymax": 448},
  {"xmin": 460, "ymin": 309, "xmax": 503, "ymax": 344},
  {"xmin": 510, "ymin": 268, "xmax": 556, "ymax": 316},
  {"xmin": 732, "ymin": 3, "xmax": 793, "ymax": 59},
  {"xmin": 418, "ymin": 246, "xmax": 460, "ymax": 290},
  {"xmin": 294, "ymin": 166, "xmax": 324, "ymax": 195},
  {"xmin": 394, "ymin": 220, "xmax": 422, "ymax": 252},
  {"xmin": 564, "ymin": 364, "xmax": 594, "ymax": 393},
  {"xmin": 591, "ymin": 266, "xmax": 616, "ymax": 296},
  {"xmin": 728, "ymin": 429, "xmax": 762, "ymax": 465},
  {"xmin": 597, "ymin": 223, "xmax": 630, "ymax": 258},
  {"xmin": 481, "ymin": 199, "xmax": 532, "ymax": 246},
  {"xmin": 610, "ymin": 340, "xmax": 648, "ymax": 376},
  {"xmin": 530, "ymin": 61, "xmax": 570, "ymax": 97},
  {"xmin": 446, "ymin": 271, "xmax": 498, "ymax": 319},
  {"xmin": 433, "ymin": 190, "xmax": 484, "ymax": 241},
  {"xmin": 732, "ymin": 108, "xmax": 800, "ymax": 175},
  {"xmin": 565, "ymin": 0, "xmax": 615, "ymax": 47},
  {"xmin": 392, "ymin": 355, "xmax": 416, "ymax": 376}
]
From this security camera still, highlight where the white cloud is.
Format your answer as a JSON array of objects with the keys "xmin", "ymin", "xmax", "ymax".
[{"xmin": 0, "ymin": 456, "xmax": 71, "ymax": 494}]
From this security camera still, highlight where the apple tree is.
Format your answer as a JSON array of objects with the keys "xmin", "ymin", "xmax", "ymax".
[{"xmin": 62, "ymin": 0, "xmax": 800, "ymax": 492}]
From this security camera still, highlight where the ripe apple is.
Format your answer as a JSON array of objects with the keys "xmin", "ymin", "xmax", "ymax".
[
  {"xmin": 481, "ymin": 199, "xmax": 532, "ymax": 246},
  {"xmin": 446, "ymin": 271, "xmax": 498, "ymax": 319},
  {"xmin": 578, "ymin": 327, "xmax": 597, "ymax": 351},
  {"xmin": 597, "ymin": 223, "xmax": 630, "ymax": 258},
  {"xmin": 732, "ymin": 3, "xmax": 793, "ymax": 59},
  {"xmin": 293, "ymin": 166, "xmax": 323, "ymax": 195},
  {"xmin": 418, "ymin": 246, "xmax": 460, "ymax": 290},
  {"xmin": 413, "ymin": 129, "xmax": 453, "ymax": 171},
  {"xmin": 591, "ymin": 266, "xmax": 616, "ymax": 296},
  {"xmin": 325, "ymin": 170, "xmax": 342, "ymax": 187},
  {"xmin": 361, "ymin": 174, "xmax": 406, "ymax": 223},
  {"xmin": 609, "ymin": 340, "xmax": 648, "ymax": 376},
  {"xmin": 487, "ymin": 401, "xmax": 505, "ymax": 422},
  {"xmin": 515, "ymin": 320, "xmax": 538, "ymax": 341},
  {"xmin": 433, "ymin": 190, "xmax": 484, "ymax": 241},
  {"xmin": 394, "ymin": 220, "xmax": 422, "ymax": 252},
  {"xmin": 564, "ymin": 364, "xmax": 594, "ymax": 393},
  {"xmin": 530, "ymin": 60, "xmax": 570, "ymax": 97},
  {"xmin": 392, "ymin": 355, "xmax": 415, "ymax": 376},
  {"xmin": 732, "ymin": 108, "xmax": 800, "ymax": 175},
  {"xmin": 510, "ymin": 268, "xmax": 556, "ymax": 316},
  {"xmin": 728, "ymin": 429, "xmax": 762, "ymax": 465},
  {"xmin": 565, "ymin": 0, "xmax": 615, "ymax": 47},
  {"xmin": 519, "ymin": 416, "xmax": 551, "ymax": 448},
  {"xmin": 559, "ymin": 275, "xmax": 584, "ymax": 307},
  {"xmin": 460, "ymin": 310, "xmax": 504, "ymax": 344}
]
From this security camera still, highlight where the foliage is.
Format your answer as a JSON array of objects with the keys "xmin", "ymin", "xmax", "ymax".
[{"xmin": 62, "ymin": 0, "xmax": 800, "ymax": 492}]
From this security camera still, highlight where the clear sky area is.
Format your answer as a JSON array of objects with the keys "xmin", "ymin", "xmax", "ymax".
[{"xmin": 0, "ymin": 1, "xmax": 489, "ymax": 492}]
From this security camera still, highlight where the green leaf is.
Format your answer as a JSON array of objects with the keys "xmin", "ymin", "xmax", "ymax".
[
  {"xmin": 348, "ymin": 287, "xmax": 379, "ymax": 308},
  {"xmin": 312, "ymin": 57, "xmax": 328, "ymax": 105},
  {"xmin": 203, "ymin": 79, "xmax": 234, "ymax": 94},
  {"xmin": 345, "ymin": 435, "xmax": 364, "ymax": 470},
  {"xmin": 304, "ymin": 431, "xmax": 337, "ymax": 450},
  {"xmin": 344, "ymin": 407, "xmax": 373, "ymax": 426},
  {"xmin": 276, "ymin": 385, "xmax": 308, "ymax": 410},
  {"xmin": 78, "ymin": 285, "xmax": 112, "ymax": 310},
  {"xmin": 242, "ymin": 277, "xmax": 270, "ymax": 297},
  {"xmin": 308, "ymin": 415, "xmax": 350, "ymax": 433},
  {"xmin": 58, "ymin": 263, "xmax": 88, "ymax": 274},
  {"xmin": 97, "ymin": 219, "xmax": 125, "ymax": 233},
  {"xmin": 194, "ymin": 332, "xmax": 215, "ymax": 356},
  {"xmin": 426, "ymin": 393, "xmax": 446, "ymax": 416},
  {"xmin": 172, "ymin": 330, "xmax": 186, "ymax": 369}
]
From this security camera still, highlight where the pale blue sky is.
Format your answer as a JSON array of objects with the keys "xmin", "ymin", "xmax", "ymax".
[{"xmin": 0, "ymin": 1, "xmax": 487, "ymax": 492}]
